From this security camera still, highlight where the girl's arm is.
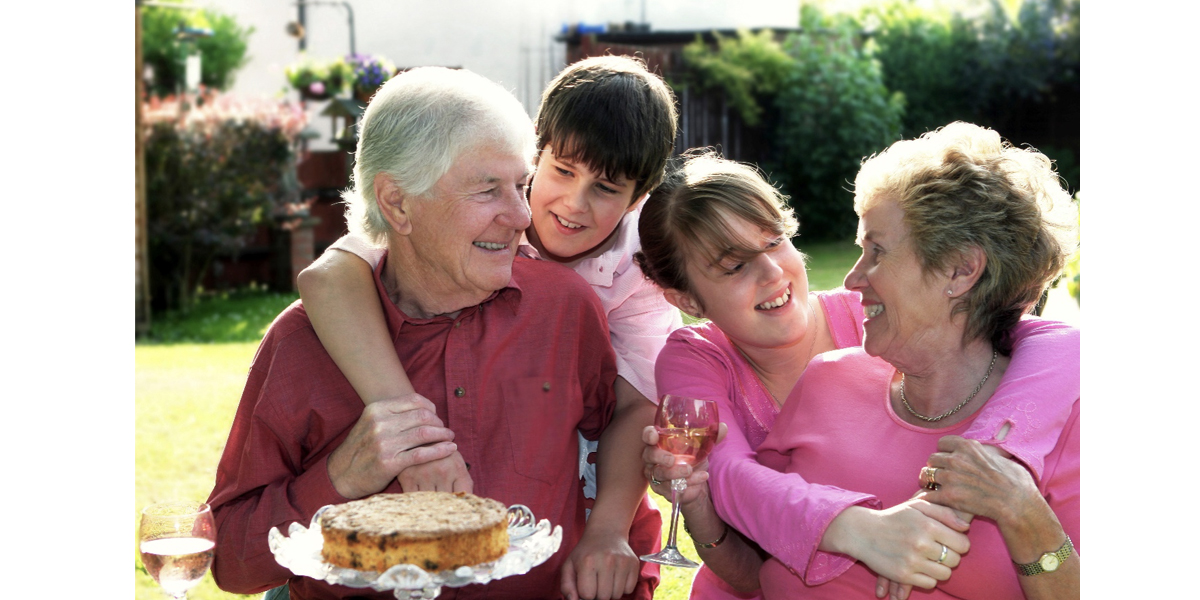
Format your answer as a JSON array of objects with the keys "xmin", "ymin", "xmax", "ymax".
[
  {"xmin": 655, "ymin": 335, "xmax": 878, "ymax": 585},
  {"xmin": 960, "ymin": 318, "xmax": 1080, "ymax": 481},
  {"xmin": 643, "ymin": 423, "xmax": 766, "ymax": 593},
  {"xmin": 296, "ymin": 245, "xmax": 415, "ymax": 403}
]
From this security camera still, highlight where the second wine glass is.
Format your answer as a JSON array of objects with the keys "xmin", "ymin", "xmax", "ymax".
[
  {"xmin": 139, "ymin": 501, "xmax": 217, "ymax": 600},
  {"xmin": 639, "ymin": 394, "xmax": 720, "ymax": 568}
]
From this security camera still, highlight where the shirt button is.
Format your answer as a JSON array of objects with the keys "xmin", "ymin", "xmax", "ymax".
[
  {"xmin": 454, "ymin": 387, "xmax": 465, "ymax": 397},
  {"xmin": 454, "ymin": 321, "xmax": 461, "ymax": 328},
  {"xmin": 542, "ymin": 382, "xmax": 551, "ymax": 392}
]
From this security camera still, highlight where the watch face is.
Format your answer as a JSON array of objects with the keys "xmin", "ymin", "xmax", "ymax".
[{"xmin": 1040, "ymin": 554, "xmax": 1060, "ymax": 572}]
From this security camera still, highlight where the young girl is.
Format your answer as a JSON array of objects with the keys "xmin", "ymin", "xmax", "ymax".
[{"xmin": 298, "ymin": 55, "xmax": 680, "ymax": 600}]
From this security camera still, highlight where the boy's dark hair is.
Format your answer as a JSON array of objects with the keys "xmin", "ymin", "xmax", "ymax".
[{"xmin": 535, "ymin": 55, "xmax": 679, "ymax": 202}]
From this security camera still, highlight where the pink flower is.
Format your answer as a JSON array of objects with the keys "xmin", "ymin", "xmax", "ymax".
[{"xmin": 309, "ymin": 81, "xmax": 325, "ymax": 96}]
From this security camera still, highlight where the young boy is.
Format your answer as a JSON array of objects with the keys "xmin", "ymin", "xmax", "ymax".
[{"xmin": 297, "ymin": 55, "xmax": 680, "ymax": 600}]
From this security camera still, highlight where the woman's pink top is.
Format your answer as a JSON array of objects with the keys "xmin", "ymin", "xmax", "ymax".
[
  {"xmin": 755, "ymin": 348, "xmax": 1080, "ymax": 598},
  {"xmin": 654, "ymin": 289, "xmax": 1080, "ymax": 597}
]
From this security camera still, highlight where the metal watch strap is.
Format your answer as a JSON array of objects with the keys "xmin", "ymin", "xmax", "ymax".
[{"xmin": 1015, "ymin": 535, "xmax": 1073, "ymax": 576}]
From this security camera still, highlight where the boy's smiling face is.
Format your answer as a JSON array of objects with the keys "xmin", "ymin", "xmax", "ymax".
[{"xmin": 526, "ymin": 145, "xmax": 641, "ymax": 263}]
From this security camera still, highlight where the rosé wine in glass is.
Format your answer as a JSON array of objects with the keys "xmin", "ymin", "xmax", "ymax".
[
  {"xmin": 640, "ymin": 395, "xmax": 720, "ymax": 569},
  {"xmin": 656, "ymin": 425, "xmax": 719, "ymax": 466}
]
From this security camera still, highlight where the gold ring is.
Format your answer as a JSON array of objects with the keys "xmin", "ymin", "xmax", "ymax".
[{"xmin": 921, "ymin": 466, "xmax": 940, "ymax": 490}]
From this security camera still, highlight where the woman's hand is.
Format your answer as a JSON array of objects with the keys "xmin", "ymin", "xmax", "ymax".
[
  {"xmin": 922, "ymin": 435, "xmax": 1079, "ymax": 600},
  {"xmin": 823, "ymin": 500, "xmax": 971, "ymax": 592},
  {"xmin": 921, "ymin": 436, "xmax": 1040, "ymax": 525},
  {"xmin": 641, "ymin": 423, "xmax": 727, "ymax": 506}
]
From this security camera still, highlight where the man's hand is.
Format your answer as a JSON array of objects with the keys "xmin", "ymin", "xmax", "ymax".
[
  {"xmin": 397, "ymin": 451, "xmax": 474, "ymax": 493},
  {"xmin": 560, "ymin": 525, "xmax": 639, "ymax": 600},
  {"xmin": 327, "ymin": 395, "xmax": 458, "ymax": 499}
]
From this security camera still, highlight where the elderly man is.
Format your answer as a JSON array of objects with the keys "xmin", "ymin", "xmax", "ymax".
[{"xmin": 207, "ymin": 67, "xmax": 618, "ymax": 599}]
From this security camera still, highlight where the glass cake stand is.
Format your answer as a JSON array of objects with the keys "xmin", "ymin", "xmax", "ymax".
[{"xmin": 269, "ymin": 504, "xmax": 561, "ymax": 599}]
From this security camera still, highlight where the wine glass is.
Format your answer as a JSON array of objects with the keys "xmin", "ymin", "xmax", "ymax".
[
  {"xmin": 139, "ymin": 501, "xmax": 217, "ymax": 599},
  {"xmin": 639, "ymin": 394, "xmax": 720, "ymax": 568}
]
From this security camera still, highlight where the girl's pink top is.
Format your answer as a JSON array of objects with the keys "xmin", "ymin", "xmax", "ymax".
[
  {"xmin": 654, "ymin": 289, "xmax": 1079, "ymax": 597},
  {"xmin": 755, "ymin": 348, "xmax": 1080, "ymax": 599}
]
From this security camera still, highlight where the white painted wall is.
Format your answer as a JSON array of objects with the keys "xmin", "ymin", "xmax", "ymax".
[{"xmin": 196, "ymin": 0, "xmax": 800, "ymax": 149}]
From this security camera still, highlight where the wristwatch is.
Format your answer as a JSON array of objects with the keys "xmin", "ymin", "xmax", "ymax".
[{"xmin": 1015, "ymin": 535, "xmax": 1073, "ymax": 576}]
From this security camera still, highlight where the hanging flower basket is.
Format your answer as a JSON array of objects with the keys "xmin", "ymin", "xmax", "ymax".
[
  {"xmin": 300, "ymin": 82, "xmax": 332, "ymax": 101},
  {"xmin": 285, "ymin": 55, "xmax": 352, "ymax": 101},
  {"xmin": 347, "ymin": 53, "xmax": 395, "ymax": 105}
]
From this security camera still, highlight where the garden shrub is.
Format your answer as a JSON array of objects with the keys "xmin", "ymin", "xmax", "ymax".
[
  {"xmin": 676, "ymin": 29, "xmax": 794, "ymax": 127},
  {"xmin": 141, "ymin": 1, "xmax": 253, "ymax": 97},
  {"xmin": 143, "ymin": 93, "xmax": 308, "ymax": 313},
  {"xmin": 770, "ymin": 5, "xmax": 904, "ymax": 241},
  {"xmin": 860, "ymin": 0, "xmax": 1080, "ymax": 191}
]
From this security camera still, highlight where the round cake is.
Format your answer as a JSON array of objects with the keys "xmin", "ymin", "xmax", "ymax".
[{"xmin": 320, "ymin": 491, "xmax": 509, "ymax": 573}]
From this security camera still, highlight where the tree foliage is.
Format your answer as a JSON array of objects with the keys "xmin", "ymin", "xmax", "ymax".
[
  {"xmin": 860, "ymin": 0, "xmax": 1080, "ymax": 190},
  {"xmin": 667, "ymin": 0, "xmax": 1079, "ymax": 240},
  {"xmin": 141, "ymin": 1, "xmax": 253, "ymax": 97},
  {"xmin": 770, "ymin": 6, "xmax": 905, "ymax": 241},
  {"xmin": 678, "ymin": 29, "xmax": 794, "ymax": 126}
]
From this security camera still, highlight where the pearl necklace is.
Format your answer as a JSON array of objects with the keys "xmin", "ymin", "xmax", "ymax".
[{"xmin": 900, "ymin": 349, "xmax": 998, "ymax": 423}]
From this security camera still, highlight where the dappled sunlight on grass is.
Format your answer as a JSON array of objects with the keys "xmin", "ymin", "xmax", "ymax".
[
  {"xmin": 136, "ymin": 342, "xmax": 263, "ymax": 600},
  {"xmin": 141, "ymin": 286, "xmax": 299, "ymax": 344}
]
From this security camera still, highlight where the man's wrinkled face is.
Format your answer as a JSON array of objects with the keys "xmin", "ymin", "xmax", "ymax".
[{"xmin": 404, "ymin": 143, "xmax": 533, "ymax": 300}]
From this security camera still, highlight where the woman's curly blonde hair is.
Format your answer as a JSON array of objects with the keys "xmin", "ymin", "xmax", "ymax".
[{"xmin": 853, "ymin": 122, "xmax": 1078, "ymax": 352}]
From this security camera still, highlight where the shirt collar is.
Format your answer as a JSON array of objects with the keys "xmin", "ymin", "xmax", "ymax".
[
  {"xmin": 516, "ymin": 202, "xmax": 642, "ymax": 288},
  {"xmin": 373, "ymin": 251, "xmax": 524, "ymax": 338}
]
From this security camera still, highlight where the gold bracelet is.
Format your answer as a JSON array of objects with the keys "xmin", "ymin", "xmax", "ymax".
[{"xmin": 685, "ymin": 521, "xmax": 729, "ymax": 549}]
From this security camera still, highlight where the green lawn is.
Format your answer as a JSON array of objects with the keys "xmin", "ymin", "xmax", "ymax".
[
  {"xmin": 134, "ymin": 241, "xmax": 860, "ymax": 600},
  {"xmin": 801, "ymin": 239, "xmax": 861, "ymax": 293},
  {"xmin": 136, "ymin": 341, "xmax": 265, "ymax": 600}
]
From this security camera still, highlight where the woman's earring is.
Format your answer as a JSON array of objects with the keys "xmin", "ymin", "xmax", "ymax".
[{"xmin": 946, "ymin": 289, "xmax": 953, "ymax": 296}]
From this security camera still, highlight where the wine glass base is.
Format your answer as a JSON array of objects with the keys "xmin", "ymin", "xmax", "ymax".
[{"xmin": 640, "ymin": 547, "xmax": 700, "ymax": 569}]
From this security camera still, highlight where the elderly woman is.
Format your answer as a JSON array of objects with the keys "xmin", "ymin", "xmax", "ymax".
[
  {"xmin": 637, "ymin": 134, "xmax": 1077, "ymax": 599},
  {"xmin": 755, "ymin": 122, "xmax": 1078, "ymax": 599}
]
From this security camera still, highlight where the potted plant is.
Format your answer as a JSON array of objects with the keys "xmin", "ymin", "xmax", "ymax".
[
  {"xmin": 347, "ymin": 53, "xmax": 395, "ymax": 103},
  {"xmin": 285, "ymin": 55, "xmax": 352, "ymax": 101}
]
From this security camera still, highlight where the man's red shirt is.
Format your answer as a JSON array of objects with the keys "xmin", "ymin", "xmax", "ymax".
[{"xmin": 208, "ymin": 255, "xmax": 618, "ymax": 599}]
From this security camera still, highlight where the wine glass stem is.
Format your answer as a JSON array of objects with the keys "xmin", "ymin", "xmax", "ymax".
[{"xmin": 665, "ymin": 478, "xmax": 686, "ymax": 549}]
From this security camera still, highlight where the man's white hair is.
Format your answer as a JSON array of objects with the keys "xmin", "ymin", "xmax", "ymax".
[{"xmin": 343, "ymin": 67, "xmax": 536, "ymax": 245}]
